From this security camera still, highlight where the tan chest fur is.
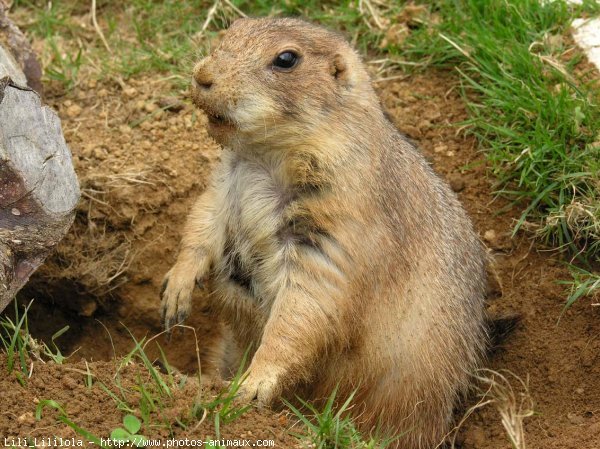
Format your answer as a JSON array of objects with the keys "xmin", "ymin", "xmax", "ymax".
[{"xmin": 212, "ymin": 150, "xmax": 287, "ymax": 307}]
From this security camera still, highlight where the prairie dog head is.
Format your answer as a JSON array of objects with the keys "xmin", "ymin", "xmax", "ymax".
[{"xmin": 191, "ymin": 18, "xmax": 377, "ymax": 149}]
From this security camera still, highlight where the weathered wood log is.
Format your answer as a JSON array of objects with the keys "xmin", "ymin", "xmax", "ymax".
[
  {"xmin": 0, "ymin": 0, "xmax": 43, "ymax": 93},
  {"xmin": 0, "ymin": 69, "xmax": 79, "ymax": 313}
]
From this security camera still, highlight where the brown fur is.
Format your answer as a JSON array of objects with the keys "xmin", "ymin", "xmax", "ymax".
[{"xmin": 161, "ymin": 18, "xmax": 488, "ymax": 449}]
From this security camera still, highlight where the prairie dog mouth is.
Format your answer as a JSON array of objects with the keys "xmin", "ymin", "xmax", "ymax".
[{"xmin": 206, "ymin": 112, "xmax": 233, "ymax": 128}]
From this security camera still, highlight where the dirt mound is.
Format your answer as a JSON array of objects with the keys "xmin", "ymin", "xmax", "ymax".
[
  {"xmin": 0, "ymin": 353, "xmax": 298, "ymax": 447},
  {"xmin": 2, "ymin": 65, "xmax": 599, "ymax": 448}
]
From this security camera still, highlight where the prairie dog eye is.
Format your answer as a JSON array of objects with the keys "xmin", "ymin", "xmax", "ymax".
[{"xmin": 273, "ymin": 51, "xmax": 299, "ymax": 71}]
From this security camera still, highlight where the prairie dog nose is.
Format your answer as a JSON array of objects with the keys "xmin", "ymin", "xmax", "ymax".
[{"xmin": 192, "ymin": 59, "xmax": 214, "ymax": 89}]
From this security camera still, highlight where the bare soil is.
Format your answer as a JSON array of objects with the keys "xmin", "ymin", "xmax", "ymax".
[{"xmin": 1, "ymin": 59, "xmax": 599, "ymax": 448}]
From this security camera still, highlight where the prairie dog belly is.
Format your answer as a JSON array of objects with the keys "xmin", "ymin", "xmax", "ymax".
[{"xmin": 212, "ymin": 152, "xmax": 285, "ymax": 315}]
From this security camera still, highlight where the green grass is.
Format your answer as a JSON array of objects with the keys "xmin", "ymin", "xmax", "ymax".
[
  {"xmin": 396, "ymin": 0, "xmax": 599, "ymax": 301},
  {"xmin": 0, "ymin": 300, "xmax": 33, "ymax": 384},
  {"xmin": 192, "ymin": 350, "xmax": 252, "ymax": 439},
  {"xmin": 400, "ymin": 0, "xmax": 599, "ymax": 259},
  {"xmin": 35, "ymin": 399, "xmax": 104, "ymax": 445},
  {"xmin": 285, "ymin": 388, "xmax": 398, "ymax": 449},
  {"xmin": 0, "ymin": 299, "xmax": 70, "ymax": 384},
  {"xmin": 559, "ymin": 266, "xmax": 600, "ymax": 310}
]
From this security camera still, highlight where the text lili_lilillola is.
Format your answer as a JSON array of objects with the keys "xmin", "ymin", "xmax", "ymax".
[{"xmin": 4, "ymin": 437, "xmax": 87, "ymax": 447}]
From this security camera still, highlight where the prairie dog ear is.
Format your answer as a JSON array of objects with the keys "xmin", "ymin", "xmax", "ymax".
[{"xmin": 330, "ymin": 53, "xmax": 351, "ymax": 87}]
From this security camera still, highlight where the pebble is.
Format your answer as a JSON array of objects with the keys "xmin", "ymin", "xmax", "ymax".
[
  {"xmin": 417, "ymin": 119, "xmax": 431, "ymax": 130},
  {"xmin": 123, "ymin": 87, "xmax": 138, "ymax": 98},
  {"xmin": 17, "ymin": 412, "xmax": 35, "ymax": 425},
  {"xmin": 11, "ymin": 208, "xmax": 20, "ymax": 216},
  {"xmin": 424, "ymin": 109, "xmax": 442, "ymax": 121},
  {"xmin": 448, "ymin": 175, "xmax": 465, "ymax": 192},
  {"xmin": 81, "ymin": 144, "xmax": 94, "ymax": 158},
  {"xmin": 567, "ymin": 412, "xmax": 585, "ymax": 425},
  {"xmin": 158, "ymin": 96, "xmax": 185, "ymax": 112},
  {"xmin": 66, "ymin": 104, "xmax": 82, "ymax": 118},
  {"xmin": 79, "ymin": 299, "xmax": 98, "ymax": 317},
  {"xmin": 144, "ymin": 102, "xmax": 158, "ymax": 113},
  {"xmin": 93, "ymin": 147, "xmax": 108, "ymax": 160},
  {"xmin": 483, "ymin": 229, "xmax": 497, "ymax": 243}
]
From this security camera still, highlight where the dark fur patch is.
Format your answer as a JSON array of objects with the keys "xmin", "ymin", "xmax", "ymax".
[
  {"xmin": 278, "ymin": 214, "xmax": 330, "ymax": 252},
  {"xmin": 223, "ymin": 236, "xmax": 253, "ymax": 291}
]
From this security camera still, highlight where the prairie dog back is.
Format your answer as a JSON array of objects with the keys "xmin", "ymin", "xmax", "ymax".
[{"xmin": 160, "ymin": 17, "xmax": 487, "ymax": 449}]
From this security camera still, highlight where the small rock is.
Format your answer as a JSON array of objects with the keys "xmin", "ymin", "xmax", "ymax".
[
  {"xmin": 17, "ymin": 412, "xmax": 34, "ymax": 425},
  {"xmin": 446, "ymin": 150, "xmax": 456, "ymax": 157},
  {"xmin": 417, "ymin": 119, "xmax": 431, "ymax": 130},
  {"xmin": 81, "ymin": 144, "xmax": 94, "ymax": 158},
  {"xmin": 66, "ymin": 104, "xmax": 82, "ymax": 118},
  {"xmin": 78, "ymin": 299, "xmax": 98, "ymax": 317},
  {"xmin": 448, "ymin": 175, "xmax": 465, "ymax": 192},
  {"xmin": 424, "ymin": 109, "xmax": 442, "ymax": 121},
  {"xmin": 567, "ymin": 412, "xmax": 585, "ymax": 425},
  {"xmin": 119, "ymin": 124, "xmax": 132, "ymax": 134},
  {"xmin": 11, "ymin": 208, "xmax": 21, "ymax": 216},
  {"xmin": 92, "ymin": 147, "xmax": 108, "ymax": 160},
  {"xmin": 483, "ymin": 229, "xmax": 497, "ymax": 243},
  {"xmin": 123, "ymin": 87, "xmax": 138, "ymax": 98},
  {"xmin": 158, "ymin": 96, "xmax": 185, "ymax": 112},
  {"xmin": 144, "ymin": 102, "xmax": 158, "ymax": 113}
]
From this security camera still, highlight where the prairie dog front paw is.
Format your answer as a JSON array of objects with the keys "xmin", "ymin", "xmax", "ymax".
[
  {"xmin": 160, "ymin": 264, "xmax": 198, "ymax": 331},
  {"xmin": 236, "ymin": 367, "xmax": 283, "ymax": 407}
]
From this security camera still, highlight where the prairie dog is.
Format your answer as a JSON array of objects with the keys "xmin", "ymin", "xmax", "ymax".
[{"xmin": 161, "ymin": 18, "xmax": 487, "ymax": 449}]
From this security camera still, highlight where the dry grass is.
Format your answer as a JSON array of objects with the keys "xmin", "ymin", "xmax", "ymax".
[{"xmin": 442, "ymin": 369, "xmax": 535, "ymax": 449}]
